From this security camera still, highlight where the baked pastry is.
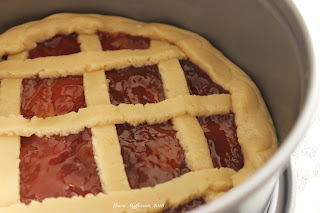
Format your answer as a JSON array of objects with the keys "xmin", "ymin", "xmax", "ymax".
[{"xmin": 0, "ymin": 13, "xmax": 278, "ymax": 212}]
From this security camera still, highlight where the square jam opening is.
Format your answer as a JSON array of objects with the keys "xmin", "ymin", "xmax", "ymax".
[
  {"xmin": 21, "ymin": 76, "xmax": 86, "ymax": 119},
  {"xmin": 106, "ymin": 65, "xmax": 165, "ymax": 105},
  {"xmin": 19, "ymin": 128, "xmax": 102, "ymax": 204},
  {"xmin": 116, "ymin": 121, "xmax": 190, "ymax": 189},
  {"xmin": 0, "ymin": 55, "xmax": 7, "ymax": 62},
  {"xmin": 179, "ymin": 59, "xmax": 229, "ymax": 96},
  {"xmin": 98, "ymin": 32, "xmax": 150, "ymax": 51},
  {"xmin": 28, "ymin": 33, "xmax": 81, "ymax": 59},
  {"xmin": 197, "ymin": 113, "xmax": 244, "ymax": 171}
]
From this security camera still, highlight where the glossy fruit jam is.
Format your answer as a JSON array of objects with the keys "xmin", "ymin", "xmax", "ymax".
[
  {"xmin": 98, "ymin": 32, "xmax": 150, "ymax": 50},
  {"xmin": 179, "ymin": 59, "xmax": 229, "ymax": 95},
  {"xmin": 21, "ymin": 76, "xmax": 86, "ymax": 119},
  {"xmin": 198, "ymin": 114, "xmax": 244, "ymax": 171},
  {"xmin": 162, "ymin": 198, "xmax": 206, "ymax": 213},
  {"xmin": 116, "ymin": 121, "xmax": 190, "ymax": 189},
  {"xmin": 20, "ymin": 34, "xmax": 102, "ymax": 204},
  {"xmin": 20, "ymin": 129, "xmax": 102, "ymax": 204},
  {"xmin": 28, "ymin": 33, "xmax": 80, "ymax": 59},
  {"xmin": 180, "ymin": 59, "xmax": 244, "ymax": 171},
  {"xmin": 0, "ymin": 55, "xmax": 7, "ymax": 62},
  {"xmin": 106, "ymin": 65, "xmax": 165, "ymax": 105}
]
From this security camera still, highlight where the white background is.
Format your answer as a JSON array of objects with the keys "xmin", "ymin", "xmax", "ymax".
[{"xmin": 291, "ymin": 1, "xmax": 320, "ymax": 213}]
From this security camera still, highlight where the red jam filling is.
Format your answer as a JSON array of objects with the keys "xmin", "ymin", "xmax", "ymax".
[
  {"xmin": 28, "ymin": 33, "xmax": 80, "ymax": 59},
  {"xmin": 98, "ymin": 32, "xmax": 150, "ymax": 50},
  {"xmin": 20, "ymin": 128, "xmax": 102, "ymax": 204},
  {"xmin": 116, "ymin": 121, "xmax": 190, "ymax": 189},
  {"xmin": 198, "ymin": 113, "xmax": 244, "ymax": 171},
  {"xmin": 21, "ymin": 76, "xmax": 86, "ymax": 119},
  {"xmin": 162, "ymin": 198, "xmax": 206, "ymax": 213},
  {"xmin": 0, "ymin": 55, "xmax": 7, "ymax": 62},
  {"xmin": 106, "ymin": 65, "xmax": 165, "ymax": 105},
  {"xmin": 180, "ymin": 59, "xmax": 229, "ymax": 95}
]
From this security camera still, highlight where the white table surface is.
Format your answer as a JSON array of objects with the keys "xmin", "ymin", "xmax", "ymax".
[{"xmin": 290, "ymin": 1, "xmax": 320, "ymax": 213}]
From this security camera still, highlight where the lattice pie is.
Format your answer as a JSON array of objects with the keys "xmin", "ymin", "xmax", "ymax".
[{"xmin": 0, "ymin": 14, "xmax": 278, "ymax": 212}]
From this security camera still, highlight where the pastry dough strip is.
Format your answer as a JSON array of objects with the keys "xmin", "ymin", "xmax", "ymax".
[
  {"xmin": 0, "ymin": 168, "xmax": 235, "ymax": 213},
  {"xmin": 79, "ymin": 34, "xmax": 130, "ymax": 192},
  {"xmin": 0, "ymin": 44, "xmax": 186, "ymax": 79},
  {"xmin": 0, "ymin": 94, "xmax": 231, "ymax": 137},
  {"xmin": 157, "ymin": 59, "xmax": 213, "ymax": 171},
  {"xmin": 0, "ymin": 53, "xmax": 25, "ymax": 206},
  {"xmin": 158, "ymin": 58, "xmax": 218, "ymax": 203}
]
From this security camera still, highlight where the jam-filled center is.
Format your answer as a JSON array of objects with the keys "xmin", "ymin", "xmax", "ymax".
[
  {"xmin": 117, "ymin": 121, "xmax": 190, "ymax": 189},
  {"xmin": 19, "ymin": 129, "xmax": 102, "ymax": 204},
  {"xmin": 21, "ymin": 76, "xmax": 86, "ymax": 119},
  {"xmin": 98, "ymin": 32, "xmax": 150, "ymax": 50},
  {"xmin": 28, "ymin": 33, "xmax": 81, "ymax": 59},
  {"xmin": 106, "ymin": 65, "xmax": 165, "ymax": 105},
  {"xmin": 198, "ymin": 114, "xmax": 244, "ymax": 171}
]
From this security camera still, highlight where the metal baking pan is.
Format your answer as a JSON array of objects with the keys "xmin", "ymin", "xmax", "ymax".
[
  {"xmin": 266, "ymin": 161, "xmax": 295, "ymax": 213},
  {"xmin": 0, "ymin": 0, "xmax": 316, "ymax": 212}
]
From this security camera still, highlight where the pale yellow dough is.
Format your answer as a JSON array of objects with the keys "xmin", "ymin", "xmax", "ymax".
[{"xmin": 0, "ymin": 13, "xmax": 278, "ymax": 212}]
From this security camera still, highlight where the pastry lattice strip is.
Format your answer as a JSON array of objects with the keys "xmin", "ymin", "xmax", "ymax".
[
  {"xmin": 0, "ymin": 52, "xmax": 26, "ymax": 206},
  {"xmin": 0, "ymin": 43, "xmax": 185, "ymax": 79},
  {"xmin": 157, "ymin": 59, "xmax": 214, "ymax": 171},
  {"xmin": 0, "ymin": 95, "xmax": 231, "ymax": 137},
  {"xmin": 78, "ymin": 34, "xmax": 130, "ymax": 192},
  {"xmin": 157, "ymin": 59, "xmax": 225, "ymax": 203}
]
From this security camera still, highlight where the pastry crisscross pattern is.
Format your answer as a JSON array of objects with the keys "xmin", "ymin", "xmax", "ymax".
[{"xmin": 0, "ymin": 14, "xmax": 277, "ymax": 213}]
